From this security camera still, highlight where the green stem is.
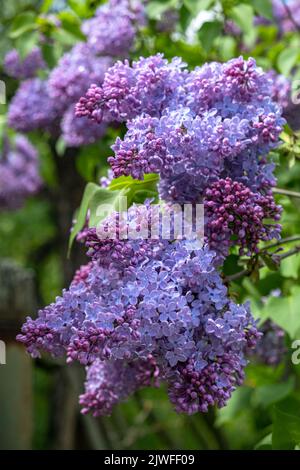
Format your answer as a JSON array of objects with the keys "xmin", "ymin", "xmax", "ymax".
[{"xmin": 273, "ymin": 188, "xmax": 300, "ymax": 199}]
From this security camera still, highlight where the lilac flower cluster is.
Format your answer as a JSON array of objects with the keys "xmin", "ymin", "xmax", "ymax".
[
  {"xmin": 266, "ymin": 70, "xmax": 291, "ymax": 110},
  {"xmin": 76, "ymin": 54, "xmax": 187, "ymax": 123},
  {"xmin": 272, "ymin": 0, "xmax": 300, "ymax": 33},
  {"xmin": 4, "ymin": 48, "xmax": 46, "ymax": 80},
  {"xmin": 80, "ymin": 357, "xmax": 160, "ymax": 416},
  {"xmin": 77, "ymin": 55, "xmax": 285, "ymax": 202},
  {"xmin": 7, "ymin": 0, "xmax": 146, "ymax": 146},
  {"xmin": 204, "ymin": 178, "xmax": 282, "ymax": 258},
  {"xmin": 81, "ymin": 0, "xmax": 146, "ymax": 57},
  {"xmin": 0, "ymin": 135, "xmax": 41, "ymax": 210},
  {"xmin": 18, "ymin": 206, "xmax": 260, "ymax": 415},
  {"xmin": 8, "ymin": 78, "xmax": 62, "ymax": 133},
  {"xmin": 248, "ymin": 320, "xmax": 286, "ymax": 366},
  {"xmin": 48, "ymin": 43, "xmax": 112, "ymax": 109}
]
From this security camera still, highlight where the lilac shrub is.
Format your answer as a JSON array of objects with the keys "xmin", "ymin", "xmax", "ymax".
[
  {"xmin": 4, "ymin": 48, "xmax": 46, "ymax": 80},
  {"xmin": 0, "ymin": 135, "xmax": 41, "ymax": 210},
  {"xmin": 81, "ymin": 0, "xmax": 146, "ymax": 57},
  {"xmin": 13, "ymin": 8, "xmax": 286, "ymax": 416}
]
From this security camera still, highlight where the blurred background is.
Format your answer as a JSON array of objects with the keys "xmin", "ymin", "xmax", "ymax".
[{"xmin": 1, "ymin": 0, "xmax": 300, "ymax": 450}]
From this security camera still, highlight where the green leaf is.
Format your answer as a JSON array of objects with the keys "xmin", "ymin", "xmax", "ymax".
[
  {"xmin": 280, "ymin": 252, "xmax": 300, "ymax": 279},
  {"xmin": 216, "ymin": 387, "xmax": 252, "ymax": 427},
  {"xmin": 15, "ymin": 30, "xmax": 39, "ymax": 59},
  {"xmin": 88, "ymin": 187, "xmax": 127, "ymax": 228},
  {"xmin": 273, "ymin": 397, "xmax": 300, "ymax": 449},
  {"xmin": 252, "ymin": 377, "xmax": 295, "ymax": 408},
  {"xmin": 58, "ymin": 11, "xmax": 86, "ymax": 40},
  {"xmin": 9, "ymin": 11, "xmax": 37, "ymax": 39},
  {"xmin": 229, "ymin": 4, "xmax": 254, "ymax": 34},
  {"xmin": 40, "ymin": 0, "xmax": 54, "ymax": 13},
  {"xmin": 277, "ymin": 48, "xmax": 299, "ymax": 75},
  {"xmin": 260, "ymin": 286, "xmax": 300, "ymax": 338},
  {"xmin": 109, "ymin": 173, "xmax": 159, "ymax": 191},
  {"xmin": 41, "ymin": 42, "xmax": 57, "ymax": 68},
  {"xmin": 68, "ymin": 182, "xmax": 101, "ymax": 253},
  {"xmin": 255, "ymin": 433, "xmax": 272, "ymax": 450},
  {"xmin": 252, "ymin": 0, "xmax": 273, "ymax": 21},
  {"xmin": 146, "ymin": 0, "xmax": 178, "ymax": 20},
  {"xmin": 183, "ymin": 0, "xmax": 214, "ymax": 14},
  {"xmin": 67, "ymin": 0, "xmax": 89, "ymax": 18},
  {"xmin": 197, "ymin": 21, "xmax": 222, "ymax": 52},
  {"xmin": 260, "ymin": 253, "xmax": 280, "ymax": 271}
]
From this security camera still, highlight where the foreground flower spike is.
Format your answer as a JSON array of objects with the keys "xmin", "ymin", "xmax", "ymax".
[
  {"xmin": 48, "ymin": 43, "xmax": 112, "ymax": 110},
  {"xmin": 80, "ymin": 357, "xmax": 160, "ymax": 416},
  {"xmin": 4, "ymin": 48, "xmax": 46, "ymax": 80},
  {"xmin": 204, "ymin": 178, "xmax": 282, "ymax": 258},
  {"xmin": 0, "ymin": 135, "xmax": 41, "ymax": 210},
  {"xmin": 81, "ymin": 0, "xmax": 146, "ymax": 57},
  {"xmin": 18, "ymin": 222, "xmax": 259, "ymax": 415},
  {"xmin": 8, "ymin": 78, "xmax": 62, "ymax": 133}
]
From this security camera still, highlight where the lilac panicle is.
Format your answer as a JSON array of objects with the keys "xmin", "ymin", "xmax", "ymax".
[
  {"xmin": 249, "ymin": 319, "xmax": 286, "ymax": 366},
  {"xmin": 80, "ymin": 357, "xmax": 160, "ymax": 416},
  {"xmin": 204, "ymin": 177, "xmax": 282, "ymax": 258},
  {"xmin": 18, "ymin": 226, "xmax": 259, "ymax": 415},
  {"xmin": 0, "ymin": 135, "xmax": 41, "ymax": 210},
  {"xmin": 4, "ymin": 48, "xmax": 46, "ymax": 79},
  {"xmin": 8, "ymin": 78, "xmax": 62, "ymax": 133},
  {"xmin": 75, "ymin": 54, "xmax": 187, "ymax": 123},
  {"xmin": 48, "ymin": 43, "xmax": 112, "ymax": 110},
  {"xmin": 81, "ymin": 0, "xmax": 146, "ymax": 57}
]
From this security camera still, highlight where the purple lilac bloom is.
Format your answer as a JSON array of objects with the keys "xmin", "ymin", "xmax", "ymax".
[
  {"xmin": 17, "ymin": 224, "xmax": 259, "ymax": 415},
  {"xmin": 266, "ymin": 70, "xmax": 291, "ymax": 109},
  {"xmin": 81, "ymin": 0, "xmax": 146, "ymax": 57},
  {"xmin": 0, "ymin": 135, "xmax": 41, "ymax": 210},
  {"xmin": 48, "ymin": 43, "xmax": 112, "ymax": 110},
  {"xmin": 204, "ymin": 177, "xmax": 282, "ymax": 258},
  {"xmin": 61, "ymin": 104, "xmax": 107, "ymax": 147},
  {"xmin": 4, "ymin": 48, "xmax": 46, "ymax": 79},
  {"xmin": 8, "ymin": 78, "xmax": 62, "ymax": 133},
  {"xmin": 108, "ymin": 96, "xmax": 284, "ymax": 202},
  {"xmin": 248, "ymin": 320, "xmax": 286, "ymax": 366},
  {"xmin": 80, "ymin": 357, "xmax": 160, "ymax": 416},
  {"xmin": 272, "ymin": 0, "xmax": 300, "ymax": 33},
  {"xmin": 79, "ymin": 56, "xmax": 284, "ymax": 202},
  {"xmin": 75, "ymin": 54, "xmax": 187, "ymax": 123}
]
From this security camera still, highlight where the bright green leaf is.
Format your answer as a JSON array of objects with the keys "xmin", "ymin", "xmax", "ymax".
[
  {"xmin": 68, "ymin": 182, "xmax": 101, "ymax": 253},
  {"xmin": 198, "ymin": 21, "xmax": 222, "ymax": 52},
  {"xmin": 229, "ymin": 4, "xmax": 254, "ymax": 34},
  {"xmin": 252, "ymin": 0, "xmax": 273, "ymax": 21},
  {"xmin": 260, "ymin": 286, "xmax": 300, "ymax": 338},
  {"xmin": 252, "ymin": 377, "xmax": 295, "ymax": 408},
  {"xmin": 9, "ymin": 11, "xmax": 37, "ymax": 39},
  {"xmin": 273, "ymin": 397, "xmax": 300, "ymax": 449},
  {"xmin": 277, "ymin": 48, "xmax": 299, "ymax": 75}
]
